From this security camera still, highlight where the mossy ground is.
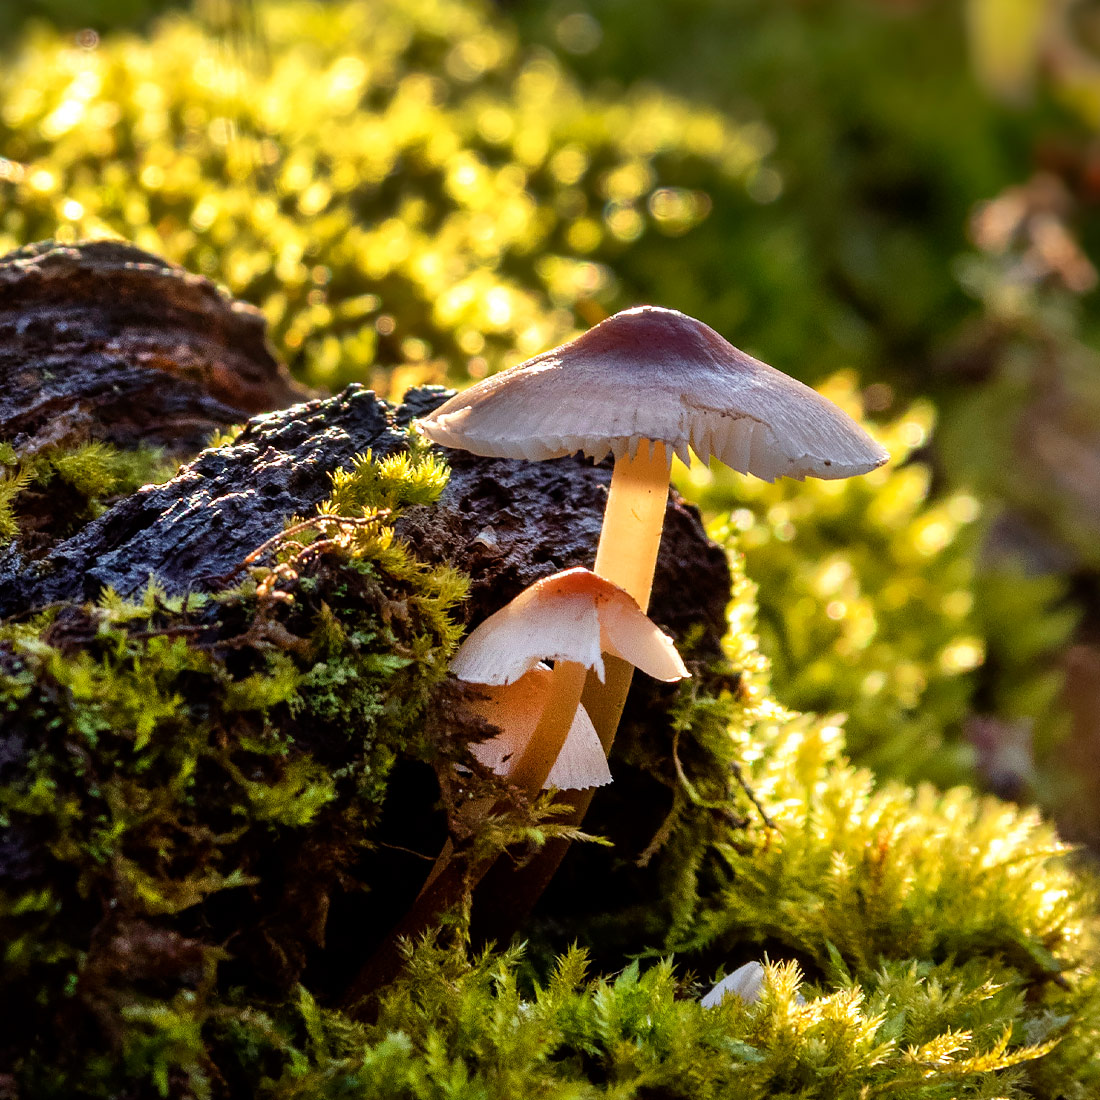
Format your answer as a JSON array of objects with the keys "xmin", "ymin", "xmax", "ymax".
[{"xmin": 1, "ymin": 440, "xmax": 477, "ymax": 1095}]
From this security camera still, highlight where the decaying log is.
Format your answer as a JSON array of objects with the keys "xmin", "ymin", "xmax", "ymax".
[
  {"xmin": 0, "ymin": 240, "xmax": 736, "ymax": 1015},
  {"xmin": 1, "ymin": 382, "xmax": 730, "ymax": 656},
  {"xmin": 0, "ymin": 239, "xmax": 307, "ymax": 458},
  {"xmin": 0, "ymin": 383, "xmax": 409, "ymax": 613}
]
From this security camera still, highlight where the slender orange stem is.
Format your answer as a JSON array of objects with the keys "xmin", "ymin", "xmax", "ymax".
[
  {"xmin": 584, "ymin": 439, "xmax": 671, "ymax": 751},
  {"xmin": 466, "ymin": 443, "xmax": 675, "ymax": 947},
  {"xmin": 593, "ymin": 440, "xmax": 671, "ymax": 612},
  {"xmin": 506, "ymin": 660, "xmax": 590, "ymax": 792},
  {"xmin": 348, "ymin": 443, "xmax": 676, "ymax": 1000}
]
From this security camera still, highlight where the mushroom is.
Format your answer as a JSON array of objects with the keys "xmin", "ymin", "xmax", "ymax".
[
  {"xmin": 700, "ymin": 961, "xmax": 767, "ymax": 1008},
  {"xmin": 700, "ymin": 960, "xmax": 807, "ymax": 1008},
  {"xmin": 417, "ymin": 305, "xmax": 888, "ymax": 756},
  {"xmin": 348, "ymin": 568, "xmax": 687, "ymax": 981},
  {"xmin": 347, "ymin": 309, "xmax": 889, "ymax": 1001},
  {"xmin": 450, "ymin": 566, "xmax": 687, "ymax": 796},
  {"xmin": 421, "ymin": 665, "xmax": 613, "ymax": 899},
  {"xmin": 463, "ymin": 668, "xmax": 612, "ymax": 792}
]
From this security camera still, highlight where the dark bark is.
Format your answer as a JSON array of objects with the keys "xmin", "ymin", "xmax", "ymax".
[
  {"xmin": 0, "ymin": 383, "xmax": 409, "ymax": 613},
  {"xmin": 2, "ymin": 373, "xmax": 730, "ymax": 659},
  {"xmin": 0, "ymin": 239, "xmax": 307, "ymax": 458},
  {"xmin": 396, "ymin": 395, "xmax": 732, "ymax": 649}
]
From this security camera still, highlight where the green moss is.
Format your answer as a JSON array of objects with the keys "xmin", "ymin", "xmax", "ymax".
[
  {"xmin": 679, "ymin": 375, "xmax": 1076, "ymax": 795},
  {"xmin": 2, "ymin": 7, "xmax": 1098, "ymax": 1091},
  {"xmin": 0, "ymin": 441, "xmax": 475, "ymax": 1097},
  {"xmin": 2, "ymin": 436, "xmax": 1099, "ymax": 1096},
  {"xmin": 187, "ymin": 918, "xmax": 1093, "ymax": 1098},
  {"xmin": 0, "ymin": 439, "xmax": 178, "ymax": 550},
  {"xmin": 500, "ymin": 552, "xmax": 1100, "ymax": 1097},
  {"xmin": 0, "ymin": 0, "xmax": 762, "ymax": 394}
]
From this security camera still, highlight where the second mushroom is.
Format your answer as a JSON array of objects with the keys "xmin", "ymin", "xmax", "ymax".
[
  {"xmin": 451, "ymin": 565, "xmax": 689, "ymax": 796},
  {"xmin": 350, "ymin": 566, "xmax": 687, "ymax": 988}
]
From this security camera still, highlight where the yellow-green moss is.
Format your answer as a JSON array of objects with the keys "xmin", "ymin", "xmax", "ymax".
[
  {"xmin": 0, "ymin": 441, "xmax": 475, "ymax": 1096},
  {"xmin": 681, "ymin": 375, "xmax": 1075, "ymax": 794},
  {"xmin": 0, "ymin": 0, "xmax": 761, "ymax": 394},
  {"xmin": 2, "ymin": 437, "xmax": 1098, "ymax": 1097},
  {"xmin": 0, "ymin": 438, "xmax": 178, "ymax": 549},
  {"xmin": 2, "ymin": 3, "xmax": 1098, "ymax": 1094}
]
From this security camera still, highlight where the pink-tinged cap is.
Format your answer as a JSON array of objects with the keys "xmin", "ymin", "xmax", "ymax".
[
  {"xmin": 448, "ymin": 567, "xmax": 689, "ymax": 686},
  {"xmin": 465, "ymin": 666, "xmax": 612, "ymax": 791},
  {"xmin": 416, "ymin": 305, "xmax": 888, "ymax": 482}
]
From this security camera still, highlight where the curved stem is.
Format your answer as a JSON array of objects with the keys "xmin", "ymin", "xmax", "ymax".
[
  {"xmin": 467, "ymin": 443, "xmax": 673, "ymax": 946},
  {"xmin": 417, "ymin": 662, "xmax": 588, "ymax": 902},
  {"xmin": 347, "ymin": 660, "xmax": 592, "ymax": 1007},
  {"xmin": 506, "ymin": 660, "xmax": 589, "ymax": 792}
]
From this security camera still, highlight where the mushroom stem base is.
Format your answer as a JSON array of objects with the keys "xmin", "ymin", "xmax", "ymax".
[{"xmin": 345, "ymin": 659, "xmax": 592, "ymax": 1008}]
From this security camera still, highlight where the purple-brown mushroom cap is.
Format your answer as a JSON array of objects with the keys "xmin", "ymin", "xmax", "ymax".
[{"xmin": 417, "ymin": 305, "xmax": 889, "ymax": 482}]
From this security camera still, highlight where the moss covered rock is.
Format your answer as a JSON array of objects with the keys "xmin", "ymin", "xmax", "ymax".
[{"xmin": 0, "ymin": 430, "xmax": 471, "ymax": 1094}]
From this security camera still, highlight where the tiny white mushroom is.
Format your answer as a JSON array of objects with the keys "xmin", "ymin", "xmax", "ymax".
[
  {"xmin": 449, "ymin": 567, "xmax": 687, "ymax": 795},
  {"xmin": 700, "ymin": 961, "xmax": 766, "ymax": 1008},
  {"xmin": 701, "ymin": 960, "xmax": 807, "ymax": 1008},
  {"xmin": 472, "ymin": 526, "xmax": 499, "ymax": 550},
  {"xmin": 464, "ymin": 666, "xmax": 612, "ymax": 791}
]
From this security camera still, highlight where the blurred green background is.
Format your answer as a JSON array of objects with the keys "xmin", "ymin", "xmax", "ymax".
[{"xmin": 4, "ymin": 0, "xmax": 1100, "ymax": 840}]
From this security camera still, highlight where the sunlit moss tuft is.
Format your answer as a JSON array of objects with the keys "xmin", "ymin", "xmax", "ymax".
[
  {"xmin": 682, "ymin": 373, "xmax": 1075, "ymax": 792},
  {"xmin": 0, "ymin": 438, "xmax": 177, "ymax": 549},
  {"xmin": 0, "ymin": 0, "xmax": 764, "ymax": 394}
]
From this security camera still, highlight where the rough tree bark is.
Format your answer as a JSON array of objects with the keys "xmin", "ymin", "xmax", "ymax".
[{"xmin": 0, "ymin": 239, "xmax": 306, "ymax": 457}]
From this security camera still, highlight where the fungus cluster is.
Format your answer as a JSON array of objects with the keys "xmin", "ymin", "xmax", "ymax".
[
  {"xmin": 419, "ymin": 306, "xmax": 885, "ymax": 790},
  {"xmin": 398, "ymin": 305, "xmax": 887, "ymax": 952}
]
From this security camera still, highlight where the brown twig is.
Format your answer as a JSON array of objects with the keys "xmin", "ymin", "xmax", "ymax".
[
  {"xmin": 730, "ymin": 758, "xmax": 778, "ymax": 834},
  {"xmin": 200, "ymin": 511, "xmax": 392, "ymax": 587}
]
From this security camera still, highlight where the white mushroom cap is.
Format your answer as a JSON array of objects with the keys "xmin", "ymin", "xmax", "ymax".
[
  {"xmin": 700, "ymin": 961, "xmax": 766, "ymax": 1008},
  {"xmin": 464, "ymin": 666, "xmax": 612, "ymax": 791},
  {"xmin": 700, "ymin": 960, "xmax": 807, "ymax": 1008},
  {"xmin": 416, "ymin": 305, "xmax": 888, "ymax": 482},
  {"xmin": 448, "ymin": 567, "xmax": 689, "ymax": 686}
]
